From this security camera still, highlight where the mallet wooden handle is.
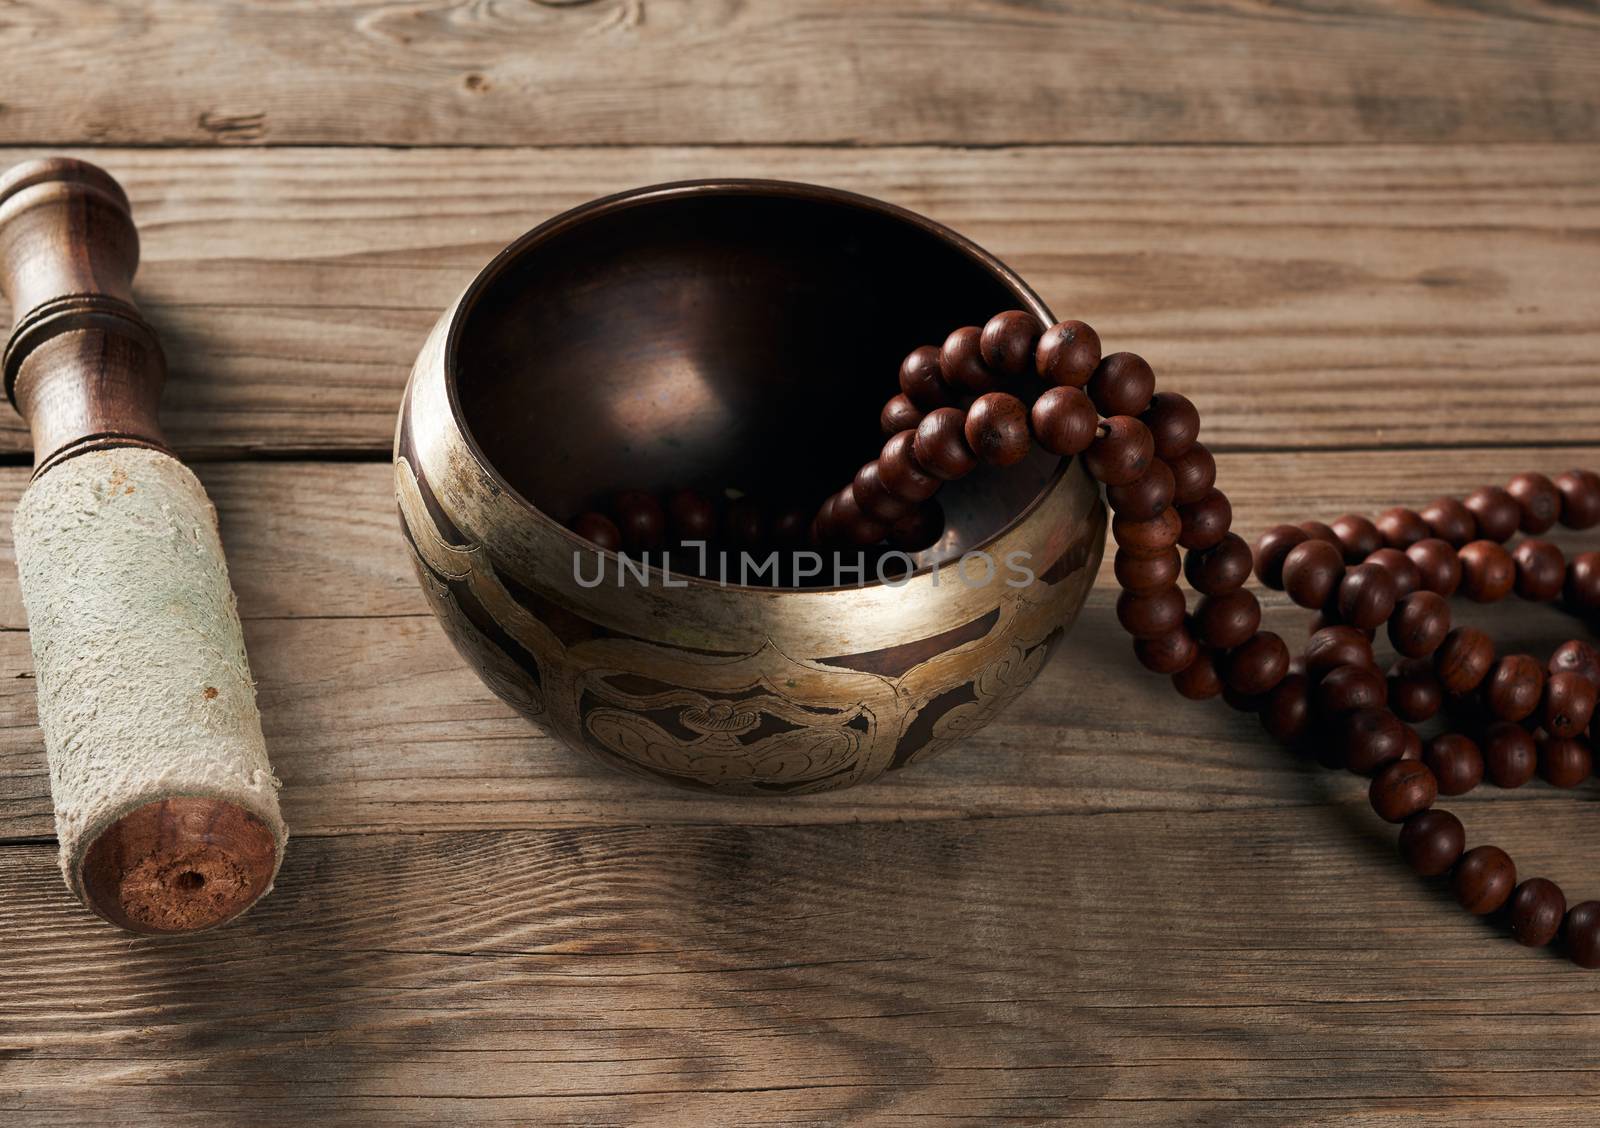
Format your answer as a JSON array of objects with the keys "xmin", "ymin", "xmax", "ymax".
[{"xmin": 0, "ymin": 158, "xmax": 285, "ymax": 933}]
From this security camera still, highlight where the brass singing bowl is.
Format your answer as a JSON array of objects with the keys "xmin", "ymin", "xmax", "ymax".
[{"xmin": 395, "ymin": 181, "xmax": 1106, "ymax": 794}]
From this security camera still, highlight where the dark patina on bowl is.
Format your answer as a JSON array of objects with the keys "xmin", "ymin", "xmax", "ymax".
[{"xmin": 396, "ymin": 181, "xmax": 1105, "ymax": 794}]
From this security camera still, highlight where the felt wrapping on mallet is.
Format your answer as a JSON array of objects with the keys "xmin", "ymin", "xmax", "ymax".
[{"xmin": 13, "ymin": 446, "xmax": 286, "ymax": 929}]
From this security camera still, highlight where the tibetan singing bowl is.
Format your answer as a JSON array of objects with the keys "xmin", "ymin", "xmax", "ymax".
[{"xmin": 395, "ymin": 180, "xmax": 1106, "ymax": 794}]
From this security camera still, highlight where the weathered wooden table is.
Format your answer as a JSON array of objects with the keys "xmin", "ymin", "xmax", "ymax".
[{"xmin": 2, "ymin": 4, "xmax": 1598, "ymax": 1124}]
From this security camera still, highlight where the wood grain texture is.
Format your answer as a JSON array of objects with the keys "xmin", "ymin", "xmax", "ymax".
[{"xmin": 1, "ymin": 0, "xmax": 1598, "ymax": 146}]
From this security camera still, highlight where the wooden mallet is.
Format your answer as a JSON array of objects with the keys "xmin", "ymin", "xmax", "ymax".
[{"xmin": 0, "ymin": 157, "xmax": 285, "ymax": 932}]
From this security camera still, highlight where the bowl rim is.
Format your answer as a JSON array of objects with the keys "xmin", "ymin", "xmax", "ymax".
[{"xmin": 441, "ymin": 177, "xmax": 1075, "ymax": 594}]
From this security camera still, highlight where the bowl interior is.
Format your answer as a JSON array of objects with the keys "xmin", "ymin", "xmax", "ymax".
[{"xmin": 450, "ymin": 184, "xmax": 1062, "ymax": 578}]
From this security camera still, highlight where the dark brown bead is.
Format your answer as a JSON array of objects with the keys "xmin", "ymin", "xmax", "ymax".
[
  {"xmin": 1117, "ymin": 586, "xmax": 1188, "ymax": 640},
  {"xmin": 1555, "ymin": 469, "xmax": 1600, "ymax": 530},
  {"xmin": 1031, "ymin": 385, "xmax": 1100, "ymax": 457},
  {"xmin": 725, "ymin": 498, "xmax": 768, "ymax": 546},
  {"xmin": 1550, "ymin": 640, "xmax": 1600, "ymax": 689},
  {"xmin": 1376, "ymin": 507, "xmax": 1430, "ymax": 550},
  {"xmin": 879, "ymin": 430, "xmax": 941, "ymax": 503},
  {"xmin": 939, "ymin": 326, "xmax": 997, "ymax": 394},
  {"xmin": 880, "ymin": 393, "xmax": 924, "ymax": 437},
  {"xmin": 979, "ymin": 310, "xmax": 1043, "ymax": 379},
  {"xmin": 1406, "ymin": 538, "xmax": 1461, "ymax": 597},
  {"xmin": 1400, "ymin": 725, "xmax": 1424, "ymax": 762},
  {"xmin": 889, "ymin": 501, "xmax": 944, "ymax": 552},
  {"xmin": 1419, "ymin": 497, "xmax": 1477, "ymax": 547},
  {"xmin": 770, "ymin": 505, "xmax": 811, "ymax": 548},
  {"xmin": 1364, "ymin": 548, "xmax": 1420, "ymax": 599},
  {"xmin": 1370, "ymin": 758, "xmax": 1437, "ymax": 823},
  {"xmin": 1195, "ymin": 589, "xmax": 1260, "ymax": 649},
  {"xmin": 1565, "ymin": 902, "xmax": 1600, "ymax": 969},
  {"xmin": 899, "ymin": 344, "xmax": 955, "ymax": 410},
  {"xmin": 1435, "ymin": 627, "xmax": 1495, "ymax": 695},
  {"xmin": 1458, "ymin": 540, "xmax": 1515, "ymax": 603},
  {"xmin": 666, "ymin": 488, "xmax": 718, "ymax": 542},
  {"xmin": 1341, "ymin": 706, "xmax": 1409, "ymax": 775},
  {"xmin": 1336, "ymin": 562, "xmax": 1398, "ymax": 631},
  {"xmin": 1331, "ymin": 514, "xmax": 1383, "ymax": 563},
  {"xmin": 1544, "ymin": 670, "xmax": 1598, "ymax": 738},
  {"xmin": 914, "ymin": 408, "xmax": 978, "ymax": 480},
  {"xmin": 812, "ymin": 494, "xmax": 842, "ymax": 546},
  {"xmin": 1085, "ymin": 416, "xmax": 1155, "ymax": 487},
  {"xmin": 1113, "ymin": 507, "xmax": 1183, "ymax": 555},
  {"xmin": 852, "ymin": 462, "xmax": 914, "ymax": 523},
  {"xmin": 1176, "ymin": 488, "xmax": 1231, "ymax": 552},
  {"xmin": 1172, "ymin": 647, "xmax": 1225, "ymax": 700},
  {"xmin": 1463, "ymin": 485, "xmax": 1521, "ymax": 543},
  {"xmin": 1282, "ymin": 539, "xmax": 1345, "ymax": 610},
  {"xmin": 1538, "ymin": 735, "xmax": 1592, "ymax": 789},
  {"xmin": 1135, "ymin": 625, "xmax": 1199, "ymax": 674},
  {"xmin": 1399, "ymin": 809, "xmax": 1466, "ymax": 877},
  {"xmin": 1508, "ymin": 878, "xmax": 1566, "ymax": 948},
  {"xmin": 1115, "ymin": 546, "xmax": 1181, "ymax": 594},
  {"xmin": 1261, "ymin": 673, "xmax": 1312, "ymax": 745},
  {"xmin": 1506, "ymin": 471, "xmax": 1561, "ymax": 534},
  {"xmin": 1425, "ymin": 733, "xmax": 1484, "ymax": 796},
  {"xmin": 1087, "ymin": 352, "xmax": 1155, "ymax": 418},
  {"xmin": 964, "ymin": 392, "xmax": 1032, "ymax": 468},
  {"xmin": 1388, "ymin": 657, "xmax": 1444, "ymax": 723},
  {"xmin": 1452, "ymin": 845, "xmax": 1516, "ymax": 916},
  {"xmin": 1300, "ymin": 521, "xmax": 1342, "ymax": 547},
  {"xmin": 1226, "ymin": 631, "xmax": 1290, "ymax": 696},
  {"xmin": 1166, "ymin": 442, "xmax": 1216, "ymax": 506},
  {"xmin": 1254, "ymin": 525, "xmax": 1310, "ymax": 591},
  {"xmin": 1482, "ymin": 654, "xmax": 1544, "ymax": 723},
  {"xmin": 1183, "ymin": 533, "xmax": 1252, "ymax": 595},
  {"xmin": 1305, "ymin": 626, "xmax": 1377, "ymax": 681},
  {"xmin": 827, "ymin": 490, "xmax": 883, "ymax": 547},
  {"xmin": 1035, "ymin": 320, "xmax": 1102, "ymax": 388},
  {"xmin": 1483, "ymin": 721, "xmax": 1538, "ymax": 789},
  {"xmin": 1317, "ymin": 663, "xmax": 1387, "ymax": 717},
  {"xmin": 612, "ymin": 490, "xmax": 667, "ymax": 552},
  {"xmin": 1106, "ymin": 460, "xmax": 1175, "ymax": 520},
  {"xmin": 1221, "ymin": 684, "xmax": 1268, "ymax": 714},
  {"xmin": 571, "ymin": 511, "xmax": 622, "ymax": 551},
  {"xmin": 1568, "ymin": 551, "xmax": 1600, "ymax": 613},
  {"xmin": 1140, "ymin": 392, "xmax": 1200, "ymax": 461},
  {"xmin": 1511, "ymin": 539, "xmax": 1566, "ymax": 602}
]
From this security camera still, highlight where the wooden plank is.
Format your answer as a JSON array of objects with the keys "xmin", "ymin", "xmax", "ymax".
[
  {"xmin": 2, "ymin": 1, "xmax": 1597, "ymax": 146},
  {"xmin": 1, "ymin": 445, "xmax": 1595, "ymax": 840},
  {"xmin": 4, "ymin": 808, "xmax": 1600, "ymax": 1126},
  {"xmin": 0, "ymin": 144, "xmax": 1595, "ymax": 456}
]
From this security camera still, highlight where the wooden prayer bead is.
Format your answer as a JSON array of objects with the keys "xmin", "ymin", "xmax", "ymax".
[
  {"xmin": 880, "ymin": 393, "xmax": 924, "ymax": 437},
  {"xmin": 1331, "ymin": 514, "xmax": 1383, "ymax": 563},
  {"xmin": 1400, "ymin": 725, "xmax": 1424, "ymax": 762},
  {"xmin": 1113, "ymin": 507, "xmax": 1183, "ymax": 555},
  {"xmin": 1419, "ymin": 497, "xmax": 1477, "ymax": 547},
  {"xmin": 979, "ymin": 310, "xmax": 1042, "ymax": 379},
  {"xmin": 1317, "ymin": 664, "xmax": 1387, "ymax": 717},
  {"xmin": 1305, "ymin": 626, "xmax": 1377, "ymax": 681},
  {"xmin": 1452, "ymin": 845, "xmax": 1516, "ymax": 916},
  {"xmin": 1261, "ymin": 673, "xmax": 1312, "ymax": 745},
  {"xmin": 879, "ymin": 429, "xmax": 941, "ymax": 503},
  {"xmin": 812, "ymin": 494, "xmax": 842, "ymax": 546},
  {"xmin": 1463, "ymin": 485, "xmax": 1521, "ymax": 543},
  {"xmin": 1483, "ymin": 654, "xmax": 1544, "ymax": 723},
  {"xmin": 939, "ymin": 326, "xmax": 998, "ymax": 394},
  {"xmin": 1087, "ymin": 352, "xmax": 1155, "ymax": 418},
  {"xmin": 889, "ymin": 501, "xmax": 945, "ymax": 552},
  {"xmin": 1364, "ymin": 547, "xmax": 1420, "ymax": 599},
  {"xmin": 1511, "ymin": 539, "xmax": 1566, "ymax": 602},
  {"xmin": 830, "ymin": 490, "xmax": 884, "ymax": 547},
  {"xmin": 852, "ymin": 461, "xmax": 914, "ymax": 523},
  {"xmin": 1172, "ymin": 647, "xmax": 1225, "ymax": 700},
  {"xmin": 914, "ymin": 408, "xmax": 979, "ymax": 480},
  {"xmin": 1544, "ymin": 672, "xmax": 1599, "ymax": 739},
  {"xmin": 1405, "ymin": 538, "xmax": 1461, "ymax": 597},
  {"xmin": 1300, "ymin": 521, "xmax": 1342, "ymax": 547},
  {"xmin": 613, "ymin": 490, "xmax": 667, "ymax": 552},
  {"xmin": 1195, "ymin": 589, "xmax": 1260, "ymax": 650},
  {"xmin": 1035, "ymin": 319, "xmax": 1102, "ymax": 388},
  {"xmin": 1370, "ymin": 758, "xmax": 1436, "ymax": 823},
  {"xmin": 964, "ymin": 392, "xmax": 1031, "ymax": 467},
  {"xmin": 1458, "ymin": 540, "xmax": 1515, "ymax": 603},
  {"xmin": 1568, "ymin": 551, "xmax": 1600, "ymax": 612},
  {"xmin": 1337, "ymin": 562, "xmax": 1398, "ymax": 631},
  {"xmin": 572, "ymin": 511, "xmax": 622, "ymax": 552},
  {"xmin": 1483, "ymin": 722, "xmax": 1538, "ymax": 789},
  {"xmin": 1538, "ymin": 735, "xmax": 1592, "ymax": 789},
  {"xmin": 1116, "ymin": 546, "xmax": 1181, "ymax": 594},
  {"xmin": 1506, "ymin": 471, "xmax": 1561, "ymax": 534},
  {"xmin": 1388, "ymin": 658, "xmax": 1444, "ymax": 723},
  {"xmin": 1555, "ymin": 469, "xmax": 1600, "ymax": 530},
  {"xmin": 1085, "ymin": 416, "xmax": 1155, "ymax": 486},
  {"xmin": 1227, "ymin": 632, "xmax": 1290, "ymax": 697},
  {"xmin": 1166, "ymin": 442, "xmax": 1216, "ymax": 506},
  {"xmin": 1550, "ymin": 640, "xmax": 1600, "ymax": 689},
  {"xmin": 898, "ymin": 344, "xmax": 955, "ymax": 409},
  {"xmin": 1254, "ymin": 525, "xmax": 1310, "ymax": 590},
  {"xmin": 1107, "ymin": 461, "xmax": 1175, "ymax": 521},
  {"xmin": 1183, "ymin": 533, "xmax": 1252, "ymax": 595},
  {"xmin": 666, "ymin": 488, "xmax": 718, "ymax": 542},
  {"xmin": 725, "ymin": 498, "xmax": 767, "ymax": 546},
  {"xmin": 1220, "ymin": 684, "xmax": 1268, "ymax": 715},
  {"xmin": 1341, "ymin": 706, "xmax": 1409, "ymax": 775},
  {"xmin": 1376, "ymin": 507, "xmax": 1430, "ymax": 550},
  {"xmin": 1426, "ymin": 733, "xmax": 1484, "ymax": 796},
  {"xmin": 1282, "ymin": 539, "xmax": 1345, "ymax": 610},
  {"xmin": 770, "ymin": 505, "xmax": 811, "ymax": 548},
  {"xmin": 1135, "ymin": 625, "xmax": 1199, "ymax": 674},
  {"xmin": 1508, "ymin": 878, "xmax": 1566, "ymax": 948},
  {"xmin": 1565, "ymin": 902, "xmax": 1600, "ymax": 969},
  {"xmin": 1117, "ymin": 586, "xmax": 1188, "ymax": 640},
  {"xmin": 1399, "ymin": 809, "xmax": 1466, "ymax": 877},
  {"xmin": 1031, "ymin": 385, "xmax": 1100, "ymax": 457},
  {"xmin": 1176, "ymin": 488, "xmax": 1231, "ymax": 551},
  {"xmin": 1140, "ymin": 392, "xmax": 1200, "ymax": 460},
  {"xmin": 1435, "ymin": 627, "xmax": 1495, "ymax": 695}
]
